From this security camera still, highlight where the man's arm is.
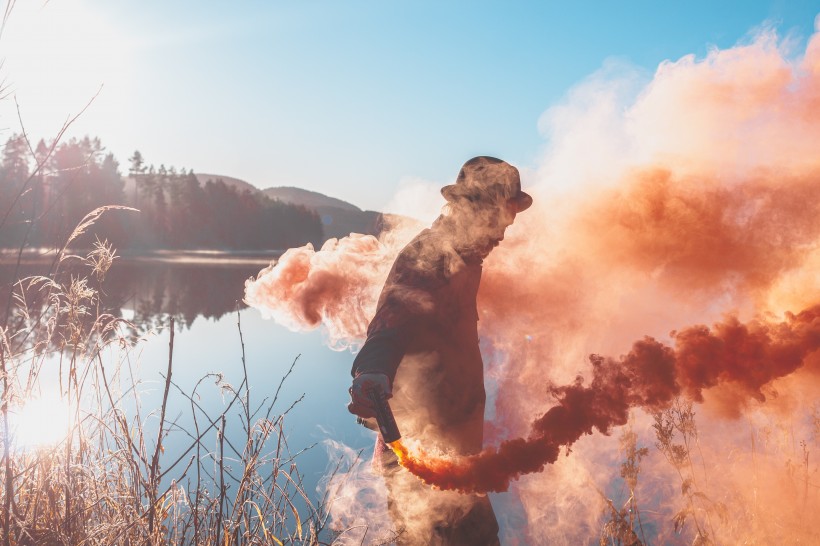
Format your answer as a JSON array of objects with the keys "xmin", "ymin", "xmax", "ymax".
[
  {"xmin": 347, "ymin": 328, "xmax": 405, "ymax": 418},
  {"xmin": 348, "ymin": 234, "xmax": 440, "ymax": 418},
  {"xmin": 351, "ymin": 328, "xmax": 404, "ymax": 381}
]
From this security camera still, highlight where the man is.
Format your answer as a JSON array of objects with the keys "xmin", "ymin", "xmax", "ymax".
[{"xmin": 347, "ymin": 156, "xmax": 532, "ymax": 545}]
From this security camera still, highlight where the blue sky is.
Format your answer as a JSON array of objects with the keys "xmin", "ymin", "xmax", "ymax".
[{"xmin": 1, "ymin": 1, "xmax": 817, "ymax": 211}]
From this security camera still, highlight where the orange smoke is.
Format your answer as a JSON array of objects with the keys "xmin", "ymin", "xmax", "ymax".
[
  {"xmin": 246, "ymin": 19, "xmax": 820, "ymax": 543},
  {"xmin": 389, "ymin": 304, "xmax": 820, "ymax": 494},
  {"xmin": 244, "ymin": 234, "xmax": 396, "ymax": 348}
]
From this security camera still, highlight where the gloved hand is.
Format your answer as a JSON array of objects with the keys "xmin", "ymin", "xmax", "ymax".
[{"xmin": 347, "ymin": 372, "xmax": 392, "ymax": 419}]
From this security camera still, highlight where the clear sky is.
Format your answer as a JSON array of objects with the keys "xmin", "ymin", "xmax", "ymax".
[{"xmin": 0, "ymin": 1, "xmax": 817, "ymax": 212}]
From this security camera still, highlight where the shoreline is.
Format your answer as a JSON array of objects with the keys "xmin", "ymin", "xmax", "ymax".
[{"xmin": 0, "ymin": 248, "xmax": 283, "ymax": 266}]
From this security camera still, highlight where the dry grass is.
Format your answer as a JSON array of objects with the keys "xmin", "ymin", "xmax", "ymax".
[
  {"xmin": 591, "ymin": 388, "xmax": 820, "ymax": 546},
  {"xmin": 0, "ymin": 209, "xmax": 344, "ymax": 545}
]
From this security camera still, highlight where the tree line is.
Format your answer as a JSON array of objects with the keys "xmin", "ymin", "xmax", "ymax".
[{"xmin": 0, "ymin": 135, "xmax": 323, "ymax": 251}]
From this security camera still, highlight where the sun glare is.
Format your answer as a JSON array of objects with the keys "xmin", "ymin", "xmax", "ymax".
[
  {"xmin": 12, "ymin": 396, "xmax": 71, "ymax": 451},
  {"xmin": 0, "ymin": 2, "xmax": 133, "ymax": 138}
]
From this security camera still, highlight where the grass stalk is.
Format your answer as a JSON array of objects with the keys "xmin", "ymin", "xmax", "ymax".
[{"xmin": 0, "ymin": 211, "xmax": 333, "ymax": 544}]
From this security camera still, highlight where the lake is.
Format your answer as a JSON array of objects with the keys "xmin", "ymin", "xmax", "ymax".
[{"xmin": 1, "ymin": 252, "xmax": 378, "ymax": 540}]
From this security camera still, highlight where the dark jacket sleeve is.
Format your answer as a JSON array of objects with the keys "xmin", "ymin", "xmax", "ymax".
[{"xmin": 350, "ymin": 327, "xmax": 406, "ymax": 383}]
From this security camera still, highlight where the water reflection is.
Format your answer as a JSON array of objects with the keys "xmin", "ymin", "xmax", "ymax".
[
  {"xmin": 0, "ymin": 253, "xmax": 275, "ymax": 335},
  {"xmin": 1, "ymin": 254, "xmax": 374, "ymax": 541},
  {"xmin": 112, "ymin": 259, "xmax": 269, "ymax": 329}
]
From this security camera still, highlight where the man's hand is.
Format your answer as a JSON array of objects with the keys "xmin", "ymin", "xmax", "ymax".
[{"xmin": 347, "ymin": 372, "xmax": 392, "ymax": 419}]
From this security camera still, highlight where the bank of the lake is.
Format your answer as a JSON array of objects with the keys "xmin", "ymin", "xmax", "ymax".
[{"xmin": 1, "ymin": 251, "xmax": 377, "ymax": 530}]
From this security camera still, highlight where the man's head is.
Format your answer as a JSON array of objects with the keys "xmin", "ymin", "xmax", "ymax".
[
  {"xmin": 441, "ymin": 156, "xmax": 532, "ymax": 213},
  {"xmin": 440, "ymin": 156, "xmax": 532, "ymax": 256}
]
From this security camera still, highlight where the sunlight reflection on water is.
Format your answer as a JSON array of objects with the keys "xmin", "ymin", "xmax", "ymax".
[{"xmin": 11, "ymin": 394, "xmax": 71, "ymax": 451}]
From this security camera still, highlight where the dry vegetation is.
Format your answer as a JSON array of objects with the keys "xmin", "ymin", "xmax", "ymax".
[
  {"xmin": 596, "ymin": 397, "xmax": 820, "ymax": 546},
  {"xmin": 0, "ymin": 215, "xmax": 357, "ymax": 544}
]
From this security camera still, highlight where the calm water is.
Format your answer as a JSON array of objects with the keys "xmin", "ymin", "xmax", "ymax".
[
  {"xmin": 1, "ymin": 255, "xmax": 375, "ymax": 515},
  {"xmin": 134, "ymin": 300, "xmax": 374, "ymax": 502}
]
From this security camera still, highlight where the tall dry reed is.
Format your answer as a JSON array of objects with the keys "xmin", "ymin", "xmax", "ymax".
[{"xmin": 0, "ymin": 208, "xmax": 352, "ymax": 545}]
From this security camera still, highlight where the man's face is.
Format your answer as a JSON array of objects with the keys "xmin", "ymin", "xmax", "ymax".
[{"xmin": 471, "ymin": 197, "xmax": 517, "ymax": 255}]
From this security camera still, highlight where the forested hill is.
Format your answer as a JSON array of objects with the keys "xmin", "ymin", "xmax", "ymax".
[
  {"xmin": 193, "ymin": 173, "xmax": 258, "ymax": 194},
  {"xmin": 262, "ymin": 186, "xmax": 359, "ymax": 211},
  {"xmin": 0, "ymin": 135, "xmax": 389, "ymax": 252},
  {"xmin": 262, "ymin": 186, "xmax": 387, "ymax": 240},
  {"xmin": 191, "ymin": 176, "xmax": 390, "ymax": 241}
]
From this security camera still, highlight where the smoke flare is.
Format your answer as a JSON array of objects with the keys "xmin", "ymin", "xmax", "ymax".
[{"xmin": 390, "ymin": 304, "xmax": 819, "ymax": 494}]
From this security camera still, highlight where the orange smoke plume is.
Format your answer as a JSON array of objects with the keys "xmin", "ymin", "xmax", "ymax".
[
  {"xmin": 244, "ymin": 234, "xmax": 396, "ymax": 348},
  {"xmin": 246, "ymin": 19, "xmax": 820, "ymax": 543},
  {"xmin": 390, "ymin": 305, "xmax": 820, "ymax": 494}
]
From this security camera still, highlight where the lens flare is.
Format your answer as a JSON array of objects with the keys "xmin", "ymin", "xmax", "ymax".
[{"xmin": 12, "ymin": 396, "xmax": 71, "ymax": 451}]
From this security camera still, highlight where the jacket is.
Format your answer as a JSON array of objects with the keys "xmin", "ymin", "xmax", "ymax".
[{"xmin": 351, "ymin": 222, "xmax": 487, "ymax": 454}]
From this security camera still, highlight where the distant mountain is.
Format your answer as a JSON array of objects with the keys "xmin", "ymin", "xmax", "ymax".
[
  {"xmin": 195, "ymin": 176, "xmax": 396, "ymax": 241},
  {"xmin": 127, "ymin": 172, "xmax": 397, "ymax": 242},
  {"xmin": 263, "ymin": 186, "xmax": 391, "ymax": 241},
  {"xmin": 195, "ymin": 173, "xmax": 258, "ymax": 194},
  {"xmin": 263, "ymin": 186, "xmax": 360, "ymax": 212}
]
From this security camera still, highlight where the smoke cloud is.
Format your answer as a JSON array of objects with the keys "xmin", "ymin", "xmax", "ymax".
[
  {"xmin": 247, "ymin": 18, "xmax": 820, "ymax": 545},
  {"xmin": 244, "ymin": 233, "xmax": 395, "ymax": 349},
  {"xmin": 392, "ymin": 305, "xmax": 819, "ymax": 494}
]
